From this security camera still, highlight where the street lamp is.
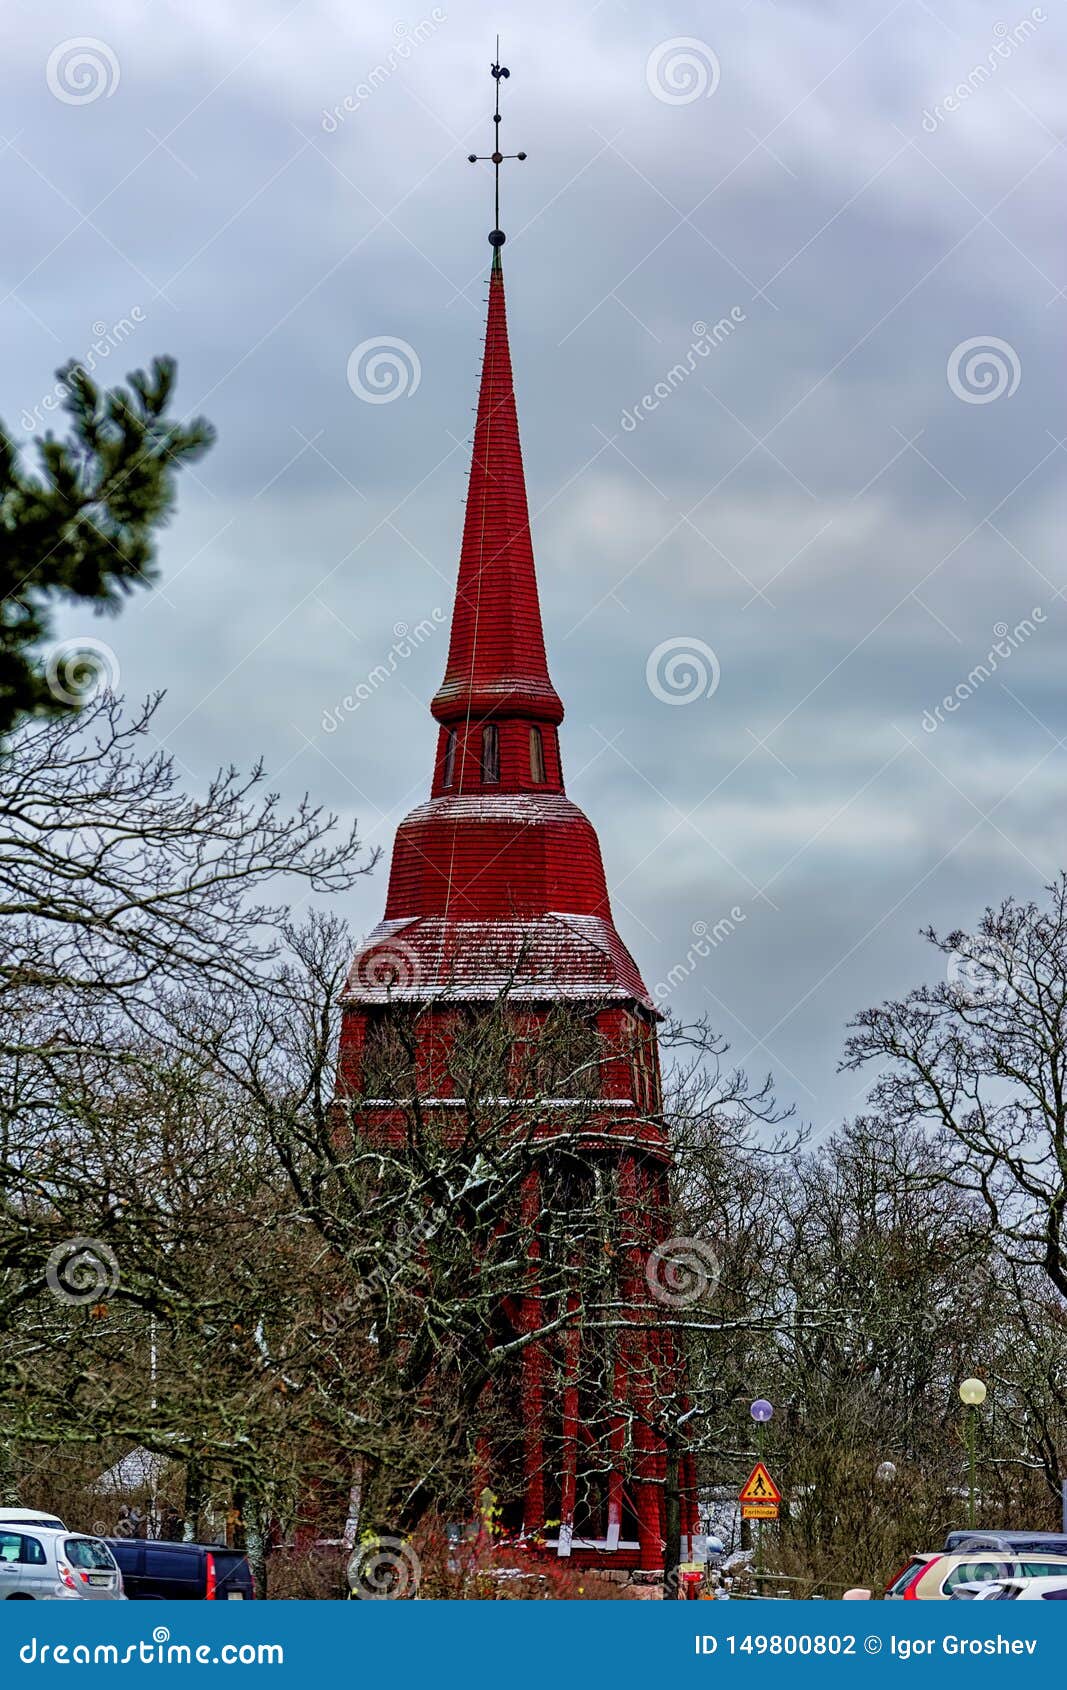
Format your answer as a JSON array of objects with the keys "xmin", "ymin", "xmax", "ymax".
[
  {"xmin": 749, "ymin": 1400, "xmax": 774, "ymax": 1580},
  {"xmin": 959, "ymin": 1378, "xmax": 987, "ymax": 1527}
]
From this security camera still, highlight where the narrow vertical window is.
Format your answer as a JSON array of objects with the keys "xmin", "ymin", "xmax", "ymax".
[
  {"xmin": 480, "ymin": 723, "xmax": 499, "ymax": 784},
  {"xmin": 529, "ymin": 725, "xmax": 546, "ymax": 784},
  {"xmin": 442, "ymin": 728, "xmax": 456, "ymax": 788}
]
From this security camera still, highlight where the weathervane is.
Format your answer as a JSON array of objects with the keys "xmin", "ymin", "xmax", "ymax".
[{"xmin": 467, "ymin": 39, "xmax": 526, "ymax": 252}]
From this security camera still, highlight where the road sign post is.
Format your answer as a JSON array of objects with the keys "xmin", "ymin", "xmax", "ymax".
[{"xmin": 739, "ymin": 1458, "xmax": 782, "ymax": 1580}]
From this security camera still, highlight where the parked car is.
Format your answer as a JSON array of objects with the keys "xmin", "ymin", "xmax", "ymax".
[
  {"xmin": 887, "ymin": 1551, "xmax": 1067, "ymax": 1599},
  {"xmin": 0, "ymin": 1510, "xmax": 66, "ymax": 1531},
  {"xmin": 945, "ymin": 1529, "xmax": 1067, "ymax": 1557},
  {"xmin": 104, "ymin": 1538, "xmax": 255, "ymax": 1600},
  {"xmin": 0, "ymin": 1526, "xmax": 124, "ymax": 1599}
]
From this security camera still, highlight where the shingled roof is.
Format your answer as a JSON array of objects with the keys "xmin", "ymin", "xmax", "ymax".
[{"xmin": 348, "ymin": 256, "xmax": 653, "ymax": 1013}]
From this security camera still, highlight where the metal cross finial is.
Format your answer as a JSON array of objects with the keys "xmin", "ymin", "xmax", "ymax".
[{"xmin": 467, "ymin": 38, "xmax": 527, "ymax": 252}]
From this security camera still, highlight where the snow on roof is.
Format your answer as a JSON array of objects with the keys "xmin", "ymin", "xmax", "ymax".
[
  {"xmin": 400, "ymin": 792, "xmax": 587, "ymax": 825},
  {"xmin": 342, "ymin": 913, "xmax": 654, "ymax": 1011},
  {"xmin": 91, "ymin": 1447, "xmax": 171, "ymax": 1494}
]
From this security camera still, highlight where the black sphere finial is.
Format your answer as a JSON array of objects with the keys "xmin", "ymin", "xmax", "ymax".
[{"xmin": 489, "ymin": 229, "xmax": 506, "ymax": 248}]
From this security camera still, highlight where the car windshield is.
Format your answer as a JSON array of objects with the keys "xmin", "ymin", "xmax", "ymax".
[{"xmin": 64, "ymin": 1538, "xmax": 116, "ymax": 1570}]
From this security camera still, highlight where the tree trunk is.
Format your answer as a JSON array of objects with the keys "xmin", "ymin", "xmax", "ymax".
[
  {"xmin": 343, "ymin": 1462, "xmax": 363, "ymax": 1549},
  {"xmin": 231, "ymin": 1485, "xmax": 247, "ymax": 1551},
  {"xmin": 244, "ymin": 1506, "xmax": 268, "ymax": 1599},
  {"xmin": 183, "ymin": 1459, "xmax": 204, "ymax": 1543},
  {"xmin": 0, "ymin": 1441, "xmax": 19, "ymax": 1507}
]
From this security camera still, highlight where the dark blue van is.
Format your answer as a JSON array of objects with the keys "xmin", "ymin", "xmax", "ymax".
[{"xmin": 104, "ymin": 1539, "xmax": 255, "ymax": 1600}]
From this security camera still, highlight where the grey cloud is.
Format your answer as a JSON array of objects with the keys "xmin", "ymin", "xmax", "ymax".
[{"xmin": 4, "ymin": 0, "xmax": 1065, "ymax": 1123}]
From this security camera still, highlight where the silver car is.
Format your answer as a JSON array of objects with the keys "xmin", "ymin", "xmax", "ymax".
[{"xmin": 0, "ymin": 1526, "xmax": 125, "ymax": 1600}]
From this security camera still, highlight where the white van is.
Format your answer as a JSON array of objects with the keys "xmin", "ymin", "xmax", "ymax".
[{"xmin": 0, "ymin": 1510, "xmax": 66, "ymax": 1531}]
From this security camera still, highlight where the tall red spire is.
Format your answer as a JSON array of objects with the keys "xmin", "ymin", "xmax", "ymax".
[
  {"xmin": 430, "ymin": 260, "xmax": 564, "ymax": 729},
  {"xmin": 342, "ymin": 53, "xmax": 653, "ymax": 1010},
  {"xmin": 345, "ymin": 247, "xmax": 653, "ymax": 1008}
]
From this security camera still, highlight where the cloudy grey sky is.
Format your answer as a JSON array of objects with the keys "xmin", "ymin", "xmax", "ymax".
[{"xmin": 5, "ymin": 0, "xmax": 1065, "ymax": 1131}]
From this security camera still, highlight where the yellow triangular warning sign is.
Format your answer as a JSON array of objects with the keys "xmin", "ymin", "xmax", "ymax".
[{"xmin": 739, "ymin": 1461, "xmax": 782, "ymax": 1504}]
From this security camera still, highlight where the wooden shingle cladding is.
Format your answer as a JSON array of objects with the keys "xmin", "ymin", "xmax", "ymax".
[{"xmin": 430, "ymin": 266, "xmax": 564, "ymax": 730}]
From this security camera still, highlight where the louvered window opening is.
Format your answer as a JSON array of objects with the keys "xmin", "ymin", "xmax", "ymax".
[
  {"xmin": 481, "ymin": 723, "xmax": 500, "ymax": 784},
  {"xmin": 529, "ymin": 725, "xmax": 546, "ymax": 783},
  {"xmin": 442, "ymin": 728, "xmax": 457, "ymax": 788}
]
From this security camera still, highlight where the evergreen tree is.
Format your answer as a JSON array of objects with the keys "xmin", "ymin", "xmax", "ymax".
[{"xmin": 0, "ymin": 357, "xmax": 213, "ymax": 734}]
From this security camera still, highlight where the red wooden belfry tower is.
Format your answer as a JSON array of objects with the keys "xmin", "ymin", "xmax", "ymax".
[{"xmin": 337, "ymin": 59, "xmax": 697, "ymax": 1574}]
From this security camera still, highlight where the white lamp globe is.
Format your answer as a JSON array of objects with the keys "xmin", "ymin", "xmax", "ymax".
[{"xmin": 959, "ymin": 1378, "xmax": 987, "ymax": 1407}]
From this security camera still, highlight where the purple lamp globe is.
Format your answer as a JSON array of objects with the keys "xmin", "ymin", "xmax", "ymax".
[{"xmin": 750, "ymin": 1398, "xmax": 774, "ymax": 1423}]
